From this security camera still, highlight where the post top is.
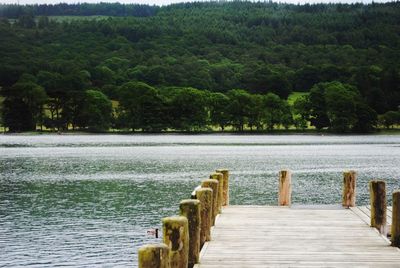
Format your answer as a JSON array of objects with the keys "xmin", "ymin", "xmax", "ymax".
[
  {"xmin": 138, "ymin": 243, "xmax": 169, "ymax": 251},
  {"xmin": 343, "ymin": 170, "xmax": 357, "ymax": 174},
  {"xmin": 210, "ymin": 172, "xmax": 223, "ymax": 178},
  {"xmin": 180, "ymin": 199, "xmax": 200, "ymax": 205},
  {"xmin": 196, "ymin": 187, "xmax": 213, "ymax": 193},
  {"xmin": 201, "ymin": 179, "xmax": 219, "ymax": 185},
  {"xmin": 369, "ymin": 179, "xmax": 386, "ymax": 184},
  {"xmin": 162, "ymin": 215, "xmax": 188, "ymax": 224},
  {"xmin": 393, "ymin": 190, "xmax": 400, "ymax": 195},
  {"xmin": 216, "ymin": 169, "xmax": 229, "ymax": 173}
]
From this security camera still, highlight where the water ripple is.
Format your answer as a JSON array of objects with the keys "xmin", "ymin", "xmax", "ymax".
[{"xmin": 1, "ymin": 134, "xmax": 400, "ymax": 267}]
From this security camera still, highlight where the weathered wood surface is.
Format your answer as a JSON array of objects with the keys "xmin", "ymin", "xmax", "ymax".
[
  {"xmin": 369, "ymin": 180, "xmax": 387, "ymax": 234},
  {"xmin": 215, "ymin": 169, "xmax": 229, "ymax": 206},
  {"xmin": 352, "ymin": 206, "xmax": 393, "ymax": 235},
  {"xmin": 162, "ymin": 216, "xmax": 189, "ymax": 268},
  {"xmin": 278, "ymin": 170, "xmax": 291, "ymax": 206},
  {"xmin": 194, "ymin": 187, "xmax": 213, "ymax": 246},
  {"xmin": 201, "ymin": 179, "xmax": 219, "ymax": 226},
  {"xmin": 194, "ymin": 206, "xmax": 400, "ymax": 267},
  {"xmin": 138, "ymin": 243, "xmax": 170, "ymax": 268},
  {"xmin": 209, "ymin": 173, "xmax": 223, "ymax": 213},
  {"xmin": 180, "ymin": 199, "xmax": 201, "ymax": 268},
  {"xmin": 392, "ymin": 191, "xmax": 400, "ymax": 247},
  {"xmin": 342, "ymin": 170, "xmax": 357, "ymax": 207}
]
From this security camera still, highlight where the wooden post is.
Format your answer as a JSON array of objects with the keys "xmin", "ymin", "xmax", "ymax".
[
  {"xmin": 342, "ymin": 170, "xmax": 357, "ymax": 208},
  {"xmin": 392, "ymin": 190, "xmax": 400, "ymax": 247},
  {"xmin": 195, "ymin": 187, "xmax": 213, "ymax": 247},
  {"xmin": 162, "ymin": 216, "xmax": 189, "ymax": 268},
  {"xmin": 190, "ymin": 185, "xmax": 201, "ymax": 199},
  {"xmin": 216, "ymin": 169, "xmax": 229, "ymax": 206},
  {"xmin": 179, "ymin": 199, "xmax": 201, "ymax": 268},
  {"xmin": 201, "ymin": 179, "xmax": 219, "ymax": 225},
  {"xmin": 210, "ymin": 172, "xmax": 223, "ymax": 213},
  {"xmin": 369, "ymin": 180, "xmax": 387, "ymax": 234},
  {"xmin": 138, "ymin": 244, "xmax": 170, "ymax": 268},
  {"xmin": 278, "ymin": 169, "xmax": 291, "ymax": 206}
]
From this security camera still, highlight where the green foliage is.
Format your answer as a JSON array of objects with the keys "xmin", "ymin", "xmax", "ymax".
[
  {"xmin": 226, "ymin": 89, "xmax": 253, "ymax": 131},
  {"xmin": 299, "ymin": 81, "xmax": 377, "ymax": 132},
  {"xmin": 288, "ymin": 92, "xmax": 309, "ymax": 106},
  {"xmin": 0, "ymin": 3, "xmax": 158, "ymax": 18},
  {"xmin": 325, "ymin": 82, "xmax": 358, "ymax": 132},
  {"xmin": 0, "ymin": 1, "xmax": 398, "ymax": 132},
  {"xmin": 293, "ymin": 96, "xmax": 310, "ymax": 130},
  {"xmin": 243, "ymin": 65, "xmax": 292, "ymax": 98},
  {"xmin": 263, "ymin": 93, "xmax": 288, "ymax": 131},
  {"xmin": 353, "ymin": 101, "xmax": 377, "ymax": 132},
  {"xmin": 117, "ymin": 81, "xmax": 166, "ymax": 131},
  {"xmin": 163, "ymin": 87, "xmax": 208, "ymax": 131},
  {"xmin": 2, "ymin": 98, "xmax": 35, "ymax": 131},
  {"xmin": 247, "ymin": 94, "xmax": 264, "ymax": 131},
  {"xmin": 2, "ymin": 79, "xmax": 47, "ymax": 131},
  {"xmin": 208, "ymin": 92, "xmax": 230, "ymax": 131},
  {"xmin": 37, "ymin": 16, "xmax": 49, "ymax": 29},
  {"xmin": 17, "ymin": 14, "xmax": 35, "ymax": 28},
  {"xmin": 1, "ymin": 2, "xmax": 400, "ymax": 102},
  {"xmin": 308, "ymin": 84, "xmax": 330, "ymax": 130},
  {"xmin": 76, "ymin": 90, "xmax": 112, "ymax": 131},
  {"xmin": 379, "ymin": 111, "xmax": 400, "ymax": 129}
]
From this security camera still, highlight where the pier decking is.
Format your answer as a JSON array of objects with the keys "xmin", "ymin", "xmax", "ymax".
[
  {"xmin": 138, "ymin": 170, "xmax": 400, "ymax": 268},
  {"xmin": 195, "ymin": 205, "xmax": 400, "ymax": 267}
]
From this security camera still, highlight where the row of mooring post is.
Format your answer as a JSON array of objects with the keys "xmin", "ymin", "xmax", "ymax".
[
  {"xmin": 139, "ymin": 168, "xmax": 400, "ymax": 267},
  {"xmin": 138, "ymin": 169, "xmax": 229, "ymax": 268},
  {"xmin": 278, "ymin": 169, "xmax": 400, "ymax": 248}
]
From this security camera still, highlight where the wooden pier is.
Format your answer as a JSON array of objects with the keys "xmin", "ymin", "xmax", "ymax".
[
  {"xmin": 194, "ymin": 205, "xmax": 400, "ymax": 267},
  {"xmin": 138, "ymin": 170, "xmax": 400, "ymax": 268}
]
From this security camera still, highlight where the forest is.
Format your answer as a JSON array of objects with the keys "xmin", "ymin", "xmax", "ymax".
[{"xmin": 0, "ymin": 1, "xmax": 400, "ymax": 132}]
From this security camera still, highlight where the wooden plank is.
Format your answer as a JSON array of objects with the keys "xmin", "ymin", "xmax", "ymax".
[
  {"xmin": 195, "ymin": 205, "xmax": 400, "ymax": 267},
  {"xmin": 359, "ymin": 205, "xmax": 392, "ymax": 236},
  {"xmin": 350, "ymin": 207, "xmax": 370, "ymax": 225},
  {"xmin": 196, "ymin": 263, "xmax": 400, "ymax": 268},
  {"xmin": 358, "ymin": 205, "xmax": 371, "ymax": 219},
  {"xmin": 365, "ymin": 205, "xmax": 392, "ymax": 223}
]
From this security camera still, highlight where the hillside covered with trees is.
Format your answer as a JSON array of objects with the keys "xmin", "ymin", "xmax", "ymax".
[{"xmin": 0, "ymin": 1, "xmax": 400, "ymax": 132}]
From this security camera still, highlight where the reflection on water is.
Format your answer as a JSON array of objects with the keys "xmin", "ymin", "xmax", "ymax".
[{"xmin": 1, "ymin": 134, "xmax": 400, "ymax": 267}]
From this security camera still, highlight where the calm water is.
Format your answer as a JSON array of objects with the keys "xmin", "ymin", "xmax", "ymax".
[{"xmin": 1, "ymin": 134, "xmax": 400, "ymax": 267}]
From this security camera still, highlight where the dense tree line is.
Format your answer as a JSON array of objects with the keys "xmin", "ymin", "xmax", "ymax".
[
  {"xmin": 0, "ymin": 77, "xmax": 384, "ymax": 132},
  {"xmin": 0, "ymin": 1, "xmax": 400, "ymax": 132},
  {"xmin": 0, "ymin": 3, "xmax": 158, "ymax": 18}
]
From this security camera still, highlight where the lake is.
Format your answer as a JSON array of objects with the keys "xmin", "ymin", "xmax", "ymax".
[{"xmin": 1, "ymin": 134, "xmax": 400, "ymax": 267}]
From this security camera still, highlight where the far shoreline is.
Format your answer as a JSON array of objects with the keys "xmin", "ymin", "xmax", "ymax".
[{"xmin": 1, "ymin": 129, "xmax": 400, "ymax": 136}]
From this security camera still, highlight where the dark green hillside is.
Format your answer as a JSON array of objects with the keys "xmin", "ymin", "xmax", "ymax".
[{"xmin": 0, "ymin": 1, "xmax": 399, "ymax": 132}]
